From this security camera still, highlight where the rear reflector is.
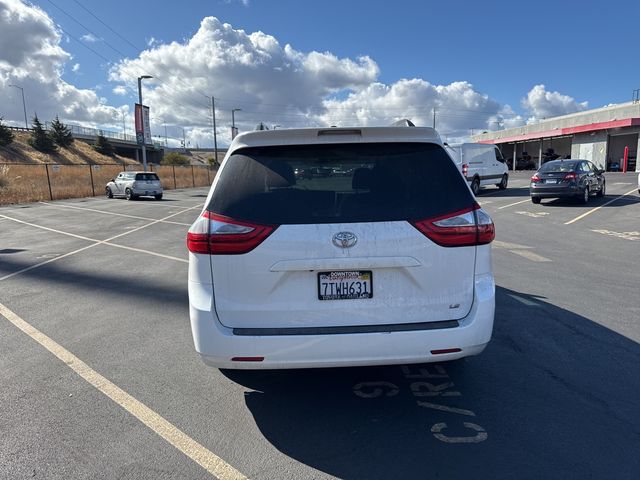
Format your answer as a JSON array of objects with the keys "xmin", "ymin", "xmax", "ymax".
[
  {"xmin": 431, "ymin": 348, "xmax": 462, "ymax": 355},
  {"xmin": 411, "ymin": 204, "xmax": 495, "ymax": 247},
  {"xmin": 187, "ymin": 212, "xmax": 276, "ymax": 255},
  {"xmin": 231, "ymin": 357, "xmax": 265, "ymax": 362}
]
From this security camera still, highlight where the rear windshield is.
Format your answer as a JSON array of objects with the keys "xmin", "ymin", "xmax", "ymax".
[
  {"xmin": 207, "ymin": 142, "xmax": 474, "ymax": 224},
  {"xmin": 539, "ymin": 161, "xmax": 577, "ymax": 173},
  {"xmin": 135, "ymin": 173, "xmax": 159, "ymax": 181}
]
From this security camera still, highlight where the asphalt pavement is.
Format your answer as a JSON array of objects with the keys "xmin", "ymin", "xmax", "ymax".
[{"xmin": 1, "ymin": 174, "xmax": 639, "ymax": 479}]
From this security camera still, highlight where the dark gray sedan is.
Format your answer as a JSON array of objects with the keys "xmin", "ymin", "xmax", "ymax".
[{"xmin": 530, "ymin": 160, "xmax": 605, "ymax": 204}]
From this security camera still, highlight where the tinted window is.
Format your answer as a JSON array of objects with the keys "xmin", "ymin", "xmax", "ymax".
[
  {"xmin": 135, "ymin": 173, "xmax": 159, "ymax": 181},
  {"xmin": 208, "ymin": 143, "xmax": 474, "ymax": 224},
  {"xmin": 539, "ymin": 161, "xmax": 578, "ymax": 173}
]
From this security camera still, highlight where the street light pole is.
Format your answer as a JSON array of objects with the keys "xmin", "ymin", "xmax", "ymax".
[
  {"xmin": 9, "ymin": 84, "xmax": 28, "ymax": 128},
  {"xmin": 137, "ymin": 75, "xmax": 153, "ymax": 171},
  {"xmin": 231, "ymin": 108, "xmax": 241, "ymax": 140}
]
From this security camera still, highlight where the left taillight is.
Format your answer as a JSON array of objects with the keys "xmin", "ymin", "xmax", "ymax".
[
  {"xmin": 186, "ymin": 211, "xmax": 276, "ymax": 255},
  {"xmin": 411, "ymin": 204, "xmax": 495, "ymax": 247}
]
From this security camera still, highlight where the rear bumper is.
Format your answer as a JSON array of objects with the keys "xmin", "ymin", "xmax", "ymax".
[
  {"xmin": 530, "ymin": 183, "xmax": 580, "ymax": 198},
  {"xmin": 132, "ymin": 187, "xmax": 162, "ymax": 196},
  {"xmin": 188, "ymin": 273, "xmax": 495, "ymax": 370}
]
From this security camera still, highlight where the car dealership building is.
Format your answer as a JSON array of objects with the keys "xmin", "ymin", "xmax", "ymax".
[{"xmin": 472, "ymin": 101, "xmax": 640, "ymax": 172}]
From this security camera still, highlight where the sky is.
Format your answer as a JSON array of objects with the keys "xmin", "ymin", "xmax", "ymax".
[{"xmin": 1, "ymin": 0, "xmax": 639, "ymax": 147}]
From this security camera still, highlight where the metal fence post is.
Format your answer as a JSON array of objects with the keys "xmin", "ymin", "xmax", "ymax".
[
  {"xmin": 172, "ymin": 165, "xmax": 177, "ymax": 189},
  {"xmin": 45, "ymin": 164, "xmax": 53, "ymax": 200},
  {"xmin": 191, "ymin": 165, "xmax": 195, "ymax": 187},
  {"xmin": 89, "ymin": 165, "xmax": 95, "ymax": 196}
]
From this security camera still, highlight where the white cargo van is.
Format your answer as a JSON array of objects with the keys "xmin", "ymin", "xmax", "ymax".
[{"xmin": 446, "ymin": 143, "xmax": 509, "ymax": 195}]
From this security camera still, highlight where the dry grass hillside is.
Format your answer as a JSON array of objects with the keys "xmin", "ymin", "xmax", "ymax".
[{"xmin": 0, "ymin": 131, "xmax": 137, "ymax": 165}]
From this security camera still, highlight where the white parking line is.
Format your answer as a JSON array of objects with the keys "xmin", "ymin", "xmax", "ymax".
[
  {"xmin": 498, "ymin": 199, "xmax": 531, "ymax": 209},
  {"xmin": 39, "ymin": 202, "xmax": 192, "ymax": 226},
  {"xmin": 0, "ymin": 302, "xmax": 246, "ymax": 480},
  {"xmin": 564, "ymin": 188, "xmax": 639, "ymax": 225},
  {"xmin": 0, "ymin": 207, "xmax": 195, "ymax": 281}
]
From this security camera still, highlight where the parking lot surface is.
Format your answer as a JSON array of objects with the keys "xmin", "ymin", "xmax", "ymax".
[{"xmin": 1, "ymin": 175, "xmax": 639, "ymax": 479}]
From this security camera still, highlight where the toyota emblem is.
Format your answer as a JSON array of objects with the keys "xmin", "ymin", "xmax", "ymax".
[{"xmin": 332, "ymin": 232, "xmax": 357, "ymax": 249}]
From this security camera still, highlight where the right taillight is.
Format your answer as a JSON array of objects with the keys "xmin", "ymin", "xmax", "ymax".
[
  {"xmin": 186, "ymin": 211, "xmax": 276, "ymax": 255},
  {"xmin": 411, "ymin": 204, "xmax": 495, "ymax": 247}
]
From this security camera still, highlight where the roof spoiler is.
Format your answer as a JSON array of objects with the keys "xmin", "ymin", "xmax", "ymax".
[{"xmin": 391, "ymin": 119, "xmax": 415, "ymax": 127}]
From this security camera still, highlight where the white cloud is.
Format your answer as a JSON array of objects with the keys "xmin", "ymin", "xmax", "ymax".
[
  {"xmin": 0, "ymin": 0, "xmax": 123, "ymax": 127},
  {"xmin": 0, "ymin": 2, "xmax": 589, "ymax": 145},
  {"xmin": 81, "ymin": 33, "xmax": 99, "ymax": 43},
  {"xmin": 522, "ymin": 84, "xmax": 588, "ymax": 121},
  {"xmin": 71, "ymin": 62, "xmax": 80, "ymax": 73}
]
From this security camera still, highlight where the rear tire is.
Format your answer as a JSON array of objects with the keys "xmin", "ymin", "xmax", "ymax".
[
  {"xmin": 154, "ymin": 194, "xmax": 163, "ymax": 200},
  {"xmin": 105, "ymin": 187, "xmax": 113, "ymax": 199},
  {"xmin": 531, "ymin": 196, "xmax": 541, "ymax": 204},
  {"xmin": 125, "ymin": 188, "xmax": 135, "ymax": 201},
  {"xmin": 597, "ymin": 180, "xmax": 605, "ymax": 198},
  {"xmin": 497, "ymin": 174, "xmax": 508, "ymax": 190},
  {"xmin": 579, "ymin": 186, "xmax": 589, "ymax": 204},
  {"xmin": 471, "ymin": 177, "xmax": 480, "ymax": 196}
]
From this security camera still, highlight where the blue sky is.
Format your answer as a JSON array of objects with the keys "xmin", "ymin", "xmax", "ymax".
[{"xmin": 2, "ymin": 0, "xmax": 639, "ymax": 145}]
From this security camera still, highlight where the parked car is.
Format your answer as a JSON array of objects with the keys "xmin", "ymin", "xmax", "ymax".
[
  {"xmin": 106, "ymin": 171, "xmax": 163, "ymax": 200},
  {"xmin": 529, "ymin": 159, "xmax": 605, "ymax": 204},
  {"xmin": 445, "ymin": 143, "xmax": 509, "ymax": 195},
  {"xmin": 187, "ymin": 126, "xmax": 496, "ymax": 369}
]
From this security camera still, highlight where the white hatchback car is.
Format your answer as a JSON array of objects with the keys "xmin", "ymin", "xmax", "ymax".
[
  {"xmin": 187, "ymin": 126, "xmax": 496, "ymax": 369},
  {"xmin": 106, "ymin": 171, "xmax": 163, "ymax": 200}
]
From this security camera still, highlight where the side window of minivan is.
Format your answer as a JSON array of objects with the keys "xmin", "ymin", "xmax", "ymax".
[{"xmin": 495, "ymin": 148, "xmax": 505, "ymax": 163}]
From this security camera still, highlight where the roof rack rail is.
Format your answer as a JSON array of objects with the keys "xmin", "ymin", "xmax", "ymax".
[{"xmin": 391, "ymin": 119, "xmax": 415, "ymax": 127}]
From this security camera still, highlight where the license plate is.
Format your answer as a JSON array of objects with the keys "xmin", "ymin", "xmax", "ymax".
[
  {"xmin": 545, "ymin": 179, "xmax": 557, "ymax": 184},
  {"xmin": 318, "ymin": 271, "xmax": 372, "ymax": 300}
]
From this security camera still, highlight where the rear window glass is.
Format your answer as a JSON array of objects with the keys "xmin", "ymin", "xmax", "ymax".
[
  {"xmin": 135, "ymin": 173, "xmax": 159, "ymax": 181},
  {"xmin": 207, "ymin": 143, "xmax": 474, "ymax": 224},
  {"xmin": 540, "ymin": 161, "xmax": 577, "ymax": 173}
]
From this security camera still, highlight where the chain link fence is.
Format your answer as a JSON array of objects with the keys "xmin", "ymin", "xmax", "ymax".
[{"xmin": 0, "ymin": 163, "xmax": 216, "ymax": 205}]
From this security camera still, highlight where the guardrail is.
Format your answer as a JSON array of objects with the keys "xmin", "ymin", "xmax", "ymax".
[
  {"xmin": 0, "ymin": 163, "xmax": 216, "ymax": 205},
  {"xmin": 7, "ymin": 123, "xmax": 138, "ymax": 144}
]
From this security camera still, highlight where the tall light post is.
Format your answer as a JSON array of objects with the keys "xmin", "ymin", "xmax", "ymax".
[
  {"xmin": 231, "ymin": 108, "xmax": 241, "ymax": 140},
  {"xmin": 9, "ymin": 84, "xmax": 28, "ymax": 128},
  {"xmin": 137, "ymin": 75, "xmax": 153, "ymax": 171}
]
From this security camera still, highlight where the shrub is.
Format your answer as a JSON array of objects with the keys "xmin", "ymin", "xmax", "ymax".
[
  {"xmin": 50, "ymin": 116, "xmax": 74, "ymax": 148},
  {"xmin": 161, "ymin": 152, "xmax": 190, "ymax": 165},
  {"xmin": 28, "ymin": 115, "xmax": 57, "ymax": 153},
  {"xmin": 94, "ymin": 133, "xmax": 115, "ymax": 156},
  {"xmin": 0, "ymin": 117, "xmax": 14, "ymax": 146}
]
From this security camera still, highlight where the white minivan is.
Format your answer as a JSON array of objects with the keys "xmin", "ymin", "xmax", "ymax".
[
  {"xmin": 446, "ymin": 143, "xmax": 509, "ymax": 195},
  {"xmin": 187, "ymin": 126, "xmax": 496, "ymax": 369}
]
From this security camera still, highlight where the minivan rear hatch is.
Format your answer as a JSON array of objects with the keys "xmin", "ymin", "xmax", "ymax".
[{"xmin": 205, "ymin": 142, "xmax": 480, "ymax": 330}]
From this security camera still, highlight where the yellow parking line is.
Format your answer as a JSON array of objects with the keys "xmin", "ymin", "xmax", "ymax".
[
  {"xmin": 0, "ymin": 301, "xmax": 247, "ymax": 480},
  {"xmin": 564, "ymin": 188, "xmax": 638, "ymax": 225}
]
